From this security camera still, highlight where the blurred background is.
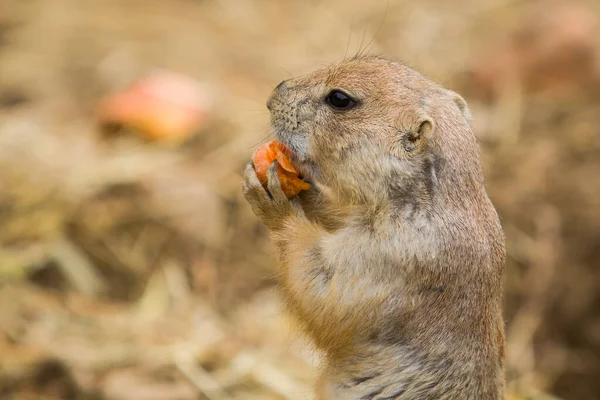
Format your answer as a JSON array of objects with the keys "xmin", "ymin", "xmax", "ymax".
[{"xmin": 0, "ymin": 0, "xmax": 599, "ymax": 399}]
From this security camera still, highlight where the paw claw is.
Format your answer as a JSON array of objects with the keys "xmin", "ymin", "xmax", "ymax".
[
  {"xmin": 267, "ymin": 161, "xmax": 287, "ymax": 202},
  {"xmin": 242, "ymin": 160, "xmax": 306, "ymax": 231},
  {"xmin": 243, "ymin": 162, "xmax": 268, "ymax": 201}
]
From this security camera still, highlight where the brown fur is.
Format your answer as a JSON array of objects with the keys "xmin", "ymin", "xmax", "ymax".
[{"xmin": 242, "ymin": 55, "xmax": 506, "ymax": 400}]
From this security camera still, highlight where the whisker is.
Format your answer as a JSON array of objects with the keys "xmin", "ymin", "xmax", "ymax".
[
  {"xmin": 357, "ymin": 1, "xmax": 389, "ymax": 58},
  {"xmin": 247, "ymin": 129, "xmax": 275, "ymax": 150},
  {"xmin": 344, "ymin": 18, "xmax": 354, "ymax": 61}
]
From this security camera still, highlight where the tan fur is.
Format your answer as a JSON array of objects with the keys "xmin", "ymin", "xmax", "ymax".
[{"xmin": 243, "ymin": 55, "xmax": 506, "ymax": 400}]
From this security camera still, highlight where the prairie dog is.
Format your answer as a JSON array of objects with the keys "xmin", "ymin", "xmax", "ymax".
[{"xmin": 243, "ymin": 55, "xmax": 505, "ymax": 400}]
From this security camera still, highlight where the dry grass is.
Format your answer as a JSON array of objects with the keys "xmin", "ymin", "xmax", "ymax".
[{"xmin": 0, "ymin": 0, "xmax": 599, "ymax": 399}]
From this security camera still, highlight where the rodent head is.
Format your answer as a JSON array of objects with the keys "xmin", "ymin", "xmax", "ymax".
[{"xmin": 267, "ymin": 56, "xmax": 478, "ymax": 209}]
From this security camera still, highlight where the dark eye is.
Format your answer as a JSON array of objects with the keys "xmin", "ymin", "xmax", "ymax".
[{"xmin": 325, "ymin": 90, "xmax": 356, "ymax": 110}]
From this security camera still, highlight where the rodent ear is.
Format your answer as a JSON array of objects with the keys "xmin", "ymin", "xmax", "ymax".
[
  {"xmin": 391, "ymin": 114, "xmax": 434, "ymax": 158},
  {"xmin": 447, "ymin": 89, "xmax": 471, "ymax": 122}
]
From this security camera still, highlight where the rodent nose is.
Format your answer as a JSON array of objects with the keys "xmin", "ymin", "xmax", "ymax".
[
  {"xmin": 275, "ymin": 80, "xmax": 286, "ymax": 90},
  {"xmin": 267, "ymin": 80, "xmax": 288, "ymax": 111}
]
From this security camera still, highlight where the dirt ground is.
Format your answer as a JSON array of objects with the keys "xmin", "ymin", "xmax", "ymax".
[{"xmin": 1, "ymin": 0, "xmax": 599, "ymax": 399}]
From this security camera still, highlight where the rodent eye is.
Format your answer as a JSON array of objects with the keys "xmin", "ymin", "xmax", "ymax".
[{"xmin": 325, "ymin": 90, "xmax": 356, "ymax": 110}]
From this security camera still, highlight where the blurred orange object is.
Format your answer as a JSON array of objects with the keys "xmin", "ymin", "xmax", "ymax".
[
  {"xmin": 98, "ymin": 71, "xmax": 212, "ymax": 143},
  {"xmin": 252, "ymin": 140, "xmax": 310, "ymax": 198}
]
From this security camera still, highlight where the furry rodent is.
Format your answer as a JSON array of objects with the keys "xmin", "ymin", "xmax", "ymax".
[{"xmin": 243, "ymin": 55, "xmax": 505, "ymax": 400}]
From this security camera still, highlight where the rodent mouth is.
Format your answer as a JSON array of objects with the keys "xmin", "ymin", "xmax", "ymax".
[
  {"xmin": 269, "ymin": 108, "xmax": 315, "ymax": 183},
  {"xmin": 288, "ymin": 153, "xmax": 312, "ymax": 183},
  {"xmin": 274, "ymin": 133, "xmax": 315, "ymax": 183}
]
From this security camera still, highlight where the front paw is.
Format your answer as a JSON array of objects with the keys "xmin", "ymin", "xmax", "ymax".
[{"xmin": 242, "ymin": 161, "xmax": 304, "ymax": 231}]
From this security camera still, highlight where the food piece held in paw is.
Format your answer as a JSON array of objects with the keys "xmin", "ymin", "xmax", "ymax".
[{"xmin": 252, "ymin": 140, "xmax": 310, "ymax": 198}]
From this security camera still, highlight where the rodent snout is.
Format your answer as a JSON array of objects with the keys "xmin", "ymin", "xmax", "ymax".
[
  {"xmin": 275, "ymin": 80, "xmax": 287, "ymax": 91},
  {"xmin": 267, "ymin": 79, "xmax": 289, "ymax": 111}
]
